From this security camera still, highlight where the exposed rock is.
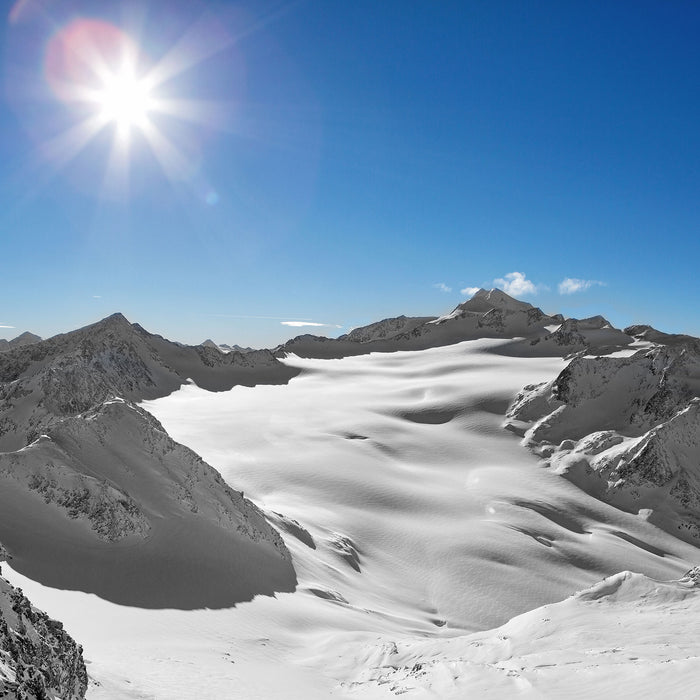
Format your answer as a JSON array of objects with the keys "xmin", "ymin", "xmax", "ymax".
[
  {"xmin": 0, "ymin": 568, "xmax": 87, "ymax": 699},
  {"xmin": 507, "ymin": 344, "xmax": 700, "ymax": 544}
]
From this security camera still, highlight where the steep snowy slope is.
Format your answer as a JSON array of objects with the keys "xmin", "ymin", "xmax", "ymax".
[
  {"xmin": 508, "ymin": 343, "xmax": 700, "ymax": 545},
  {"xmin": 0, "ymin": 565, "xmax": 87, "ymax": 699},
  {"xmin": 0, "ymin": 314, "xmax": 298, "ymax": 609},
  {"xmin": 0, "ymin": 397, "xmax": 295, "ymax": 608}
]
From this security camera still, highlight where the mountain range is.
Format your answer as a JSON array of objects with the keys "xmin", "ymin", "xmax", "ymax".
[{"xmin": 1, "ymin": 288, "xmax": 699, "ymax": 699}]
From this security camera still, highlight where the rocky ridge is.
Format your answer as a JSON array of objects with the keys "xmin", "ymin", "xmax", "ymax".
[
  {"xmin": 276, "ymin": 288, "xmax": 634, "ymax": 359},
  {"xmin": 0, "ymin": 565, "xmax": 87, "ymax": 699},
  {"xmin": 507, "ymin": 341, "xmax": 700, "ymax": 544},
  {"xmin": 0, "ymin": 314, "xmax": 296, "ymax": 609}
]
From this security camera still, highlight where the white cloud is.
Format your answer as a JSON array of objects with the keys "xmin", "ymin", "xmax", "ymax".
[
  {"xmin": 558, "ymin": 278, "xmax": 605, "ymax": 295},
  {"xmin": 93, "ymin": 295, "xmax": 102, "ymax": 298},
  {"xmin": 0, "ymin": 325, "xmax": 15, "ymax": 329},
  {"xmin": 460, "ymin": 286, "xmax": 481, "ymax": 296},
  {"xmin": 434, "ymin": 282, "xmax": 452, "ymax": 293},
  {"xmin": 493, "ymin": 271, "xmax": 537, "ymax": 297},
  {"xmin": 281, "ymin": 321, "xmax": 343, "ymax": 328}
]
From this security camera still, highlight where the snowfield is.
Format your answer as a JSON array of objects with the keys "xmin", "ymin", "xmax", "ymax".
[{"xmin": 4, "ymin": 337, "xmax": 699, "ymax": 698}]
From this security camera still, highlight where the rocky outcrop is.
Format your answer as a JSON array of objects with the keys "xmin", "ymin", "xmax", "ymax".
[
  {"xmin": 507, "ymin": 344, "xmax": 700, "ymax": 544},
  {"xmin": 0, "ymin": 567, "xmax": 87, "ymax": 699}
]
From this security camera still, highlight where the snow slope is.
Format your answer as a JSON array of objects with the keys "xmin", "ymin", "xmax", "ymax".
[{"xmin": 0, "ymin": 397, "xmax": 295, "ymax": 609}]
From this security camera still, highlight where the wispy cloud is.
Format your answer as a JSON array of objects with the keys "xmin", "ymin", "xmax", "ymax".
[
  {"xmin": 493, "ymin": 271, "xmax": 537, "ymax": 297},
  {"xmin": 460, "ymin": 286, "xmax": 481, "ymax": 296},
  {"xmin": 0, "ymin": 324, "xmax": 15, "ymax": 329},
  {"xmin": 92, "ymin": 295, "xmax": 102, "ymax": 298},
  {"xmin": 213, "ymin": 314, "xmax": 314, "ymax": 321},
  {"xmin": 281, "ymin": 321, "xmax": 342, "ymax": 328},
  {"xmin": 558, "ymin": 278, "xmax": 605, "ymax": 295},
  {"xmin": 433, "ymin": 282, "xmax": 452, "ymax": 293}
]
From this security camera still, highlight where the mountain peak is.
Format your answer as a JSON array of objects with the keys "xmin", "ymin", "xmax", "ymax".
[
  {"xmin": 457, "ymin": 287, "xmax": 534, "ymax": 314},
  {"xmin": 91, "ymin": 312, "xmax": 134, "ymax": 333}
]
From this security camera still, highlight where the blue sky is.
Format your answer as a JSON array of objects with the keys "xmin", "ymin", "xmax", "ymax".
[{"xmin": 1, "ymin": 0, "xmax": 699, "ymax": 346}]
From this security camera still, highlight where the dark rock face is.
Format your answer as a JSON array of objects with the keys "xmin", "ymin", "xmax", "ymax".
[{"xmin": 0, "ymin": 567, "xmax": 87, "ymax": 699}]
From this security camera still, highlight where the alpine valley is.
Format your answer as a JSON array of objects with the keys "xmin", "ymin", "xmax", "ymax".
[{"xmin": 1, "ymin": 289, "xmax": 699, "ymax": 699}]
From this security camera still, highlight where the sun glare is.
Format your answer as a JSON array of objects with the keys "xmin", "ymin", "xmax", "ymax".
[
  {"xmin": 94, "ymin": 67, "xmax": 153, "ymax": 132},
  {"xmin": 31, "ymin": 14, "xmax": 237, "ymax": 199}
]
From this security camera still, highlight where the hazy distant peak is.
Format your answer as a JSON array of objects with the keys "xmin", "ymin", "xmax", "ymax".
[
  {"xmin": 11, "ymin": 331, "xmax": 42, "ymax": 344},
  {"xmin": 0, "ymin": 330, "xmax": 42, "ymax": 352}
]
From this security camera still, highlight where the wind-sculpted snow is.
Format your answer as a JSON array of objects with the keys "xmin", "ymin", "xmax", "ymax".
[
  {"xmin": 508, "ymin": 344, "xmax": 700, "ymax": 544},
  {"xmin": 0, "ymin": 566, "xmax": 87, "ymax": 699},
  {"xmin": 332, "ymin": 569, "xmax": 700, "ymax": 698},
  {"xmin": 2, "ymin": 334, "xmax": 699, "ymax": 698}
]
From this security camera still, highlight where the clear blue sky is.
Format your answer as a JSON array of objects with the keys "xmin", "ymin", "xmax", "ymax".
[{"xmin": 1, "ymin": 0, "xmax": 699, "ymax": 346}]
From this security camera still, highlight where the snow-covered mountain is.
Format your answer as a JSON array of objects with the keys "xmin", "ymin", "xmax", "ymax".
[
  {"xmin": 276, "ymin": 288, "xmax": 634, "ymax": 358},
  {"xmin": 0, "ymin": 566, "xmax": 86, "ymax": 699},
  {"xmin": 0, "ymin": 312, "xmax": 297, "ymax": 452},
  {"xmin": 508, "ymin": 342, "xmax": 700, "ymax": 545},
  {"xmin": 0, "ymin": 313, "xmax": 297, "ymax": 609}
]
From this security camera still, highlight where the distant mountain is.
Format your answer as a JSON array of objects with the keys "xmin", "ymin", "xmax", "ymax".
[
  {"xmin": 0, "ymin": 331, "xmax": 41, "ymax": 353},
  {"xmin": 200, "ymin": 340, "xmax": 255, "ymax": 353},
  {"xmin": 0, "ymin": 312, "xmax": 298, "ymax": 451},
  {"xmin": 0, "ymin": 566, "xmax": 87, "ymax": 698},
  {"xmin": 275, "ymin": 288, "xmax": 633, "ymax": 359}
]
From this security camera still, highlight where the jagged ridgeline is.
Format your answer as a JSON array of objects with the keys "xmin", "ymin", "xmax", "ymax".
[
  {"xmin": 274, "ymin": 288, "xmax": 634, "ymax": 359},
  {"xmin": 0, "ymin": 313, "xmax": 298, "ymax": 609},
  {"xmin": 0, "ymin": 566, "xmax": 87, "ymax": 699}
]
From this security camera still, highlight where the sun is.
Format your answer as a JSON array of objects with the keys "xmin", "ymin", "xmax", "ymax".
[
  {"xmin": 34, "ymin": 15, "xmax": 236, "ymax": 199},
  {"xmin": 93, "ymin": 65, "xmax": 153, "ymax": 133}
]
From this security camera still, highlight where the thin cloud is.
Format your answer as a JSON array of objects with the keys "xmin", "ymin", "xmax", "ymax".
[
  {"xmin": 434, "ymin": 282, "xmax": 452, "ymax": 293},
  {"xmin": 0, "ymin": 324, "xmax": 15, "ymax": 329},
  {"xmin": 213, "ymin": 314, "xmax": 314, "ymax": 321},
  {"xmin": 92, "ymin": 295, "xmax": 102, "ymax": 298},
  {"xmin": 281, "ymin": 321, "xmax": 342, "ymax": 328},
  {"xmin": 558, "ymin": 278, "xmax": 605, "ymax": 295},
  {"xmin": 493, "ymin": 271, "xmax": 537, "ymax": 297},
  {"xmin": 460, "ymin": 286, "xmax": 481, "ymax": 296}
]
